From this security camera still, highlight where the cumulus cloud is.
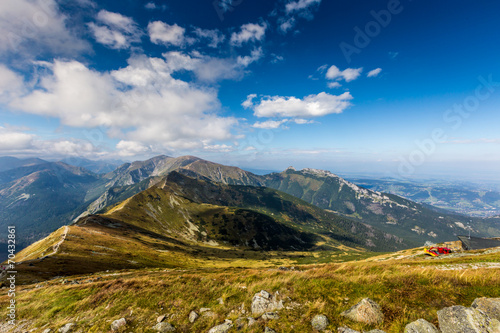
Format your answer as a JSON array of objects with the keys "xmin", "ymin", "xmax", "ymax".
[
  {"xmin": 245, "ymin": 92, "xmax": 353, "ymax": 118},
  {"xmin": 5, "ymin": 57, "xmax": 237, "ymax": 149},
  {"xmin": 367, "ymin": 68, "xmax": 382, "ymax": 77},
  {"xmin": 326, "ymin": 65, "xmax": 363, "ymax": 82},
  {"xmin": 285, "ymin": 0, "xmax": 322, "ymax": 14},
  {"xmin": 0, "ymin": 65, "xmax": 25, "ymax": 102},
  {"xmin": 116, "ymin": 140, "xmax": 150, "ymax": 156},
  {"xmin": 193, "ymin": 28, "xmax": 225, "ymax": 48},
  {"xmin": 237, "ymin": 47, "xmax": 263, "ymax": 67},
  {"xmin": 327, "ymin": 82, "xmax": 341, "ymax": 89},
  {"xmin": 148, "ymin": 21, "xmax": 187, "ymax": 46},
  {"xmin": 88, "ymin": 10, "xmax": 142, "ymax": 49},
  {"xmin": 252, "ymin": 119, "xmax": 288, "ymax": 129},
  {"xmin": 230, "ymin": 22, "xmax": 267, "ymax": 46},
  {"xmin": 0, "ymin": 0, "xmax": 90, "ymax": 59},
  {"xmin": 0, "ymin": 127, "xmax": 34, "ymax": 150}
]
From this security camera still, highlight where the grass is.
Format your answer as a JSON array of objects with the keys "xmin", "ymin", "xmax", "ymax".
[{"xmin": 1, "ymin": 248, "xmax": 499, "ymax": 332}]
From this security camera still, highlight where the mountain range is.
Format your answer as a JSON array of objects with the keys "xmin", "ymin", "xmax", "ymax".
[{"xmin": 1, "ymin": 155, "xmax": 500, "ymax": 261}]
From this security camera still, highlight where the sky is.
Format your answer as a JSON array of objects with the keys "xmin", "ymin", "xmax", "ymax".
[{"xmin": 1, "ymin": 0, "xmax": 500, "ymax": 180}]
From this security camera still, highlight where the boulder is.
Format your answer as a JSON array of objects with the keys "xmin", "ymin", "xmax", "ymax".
[
  {"xmin": 111, "ymin": 318, "xmax": 126, "ymax": 331},
  {"xmin": 311, "ymin": 314, "xmax": 330, "ymax": 331},
  {"xmin": 157, "ymin": 315, "xmax": 166, "ymax": 323},
  {"xmin": 188, "ymin": 311, "xmax": 199, "ymax": 323},
  {"xmin": 248, "ymin": 317, "xmax": 257, "ymax": 326},
  {"xmin": 265, "ymin": 327, "xmax": 277, "ymax": 333},
  {"xmin": 341, "ymin": 298, "xmax": 384, "ymax": 325},
  {"xmin": 251, "ymin": 290, "xmax": 284, "ymax": 315},
  {"xmin": 152, "ymin": 322, "xmax": 175, "ymax": 332},
  {"xmin": 472, "ymin": 297, "xmax": 500, "ymax": 321},
  {"xmin": 261, "ymin": 312, "xmax": 280, "ymax": 320},
  {"xmin": 337, "ymin": 327, "xmax": 360, "ymax": 333},
  {"xmin": 58, "ymin": 323, "xmax": 74, "ymax": 333},
  {"xmin": 404, "ymin": 319, "xmax": 439, "ymax": 333},
  {"xmin": 437, "ymin": 305, "xmax": 500, "ymax": 333},
  {"xmin": 208, "ymin": 320, "xmax": 233, "ymax": 333}
]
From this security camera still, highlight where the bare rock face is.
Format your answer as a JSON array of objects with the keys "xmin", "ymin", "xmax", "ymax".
[
  {"xmin": 404, "ymin": 319, "xmax": 439, "ymax": 333},
  {"xmin": 340, "ymin": 298, "xmax": 384, "ymax": 325},
  {"xmin": 251, "ymin": 290, "xmax": 284, "ymax": 315},
  {"xmin": 311, "ymin": 314, "xmax": 330, "ymax": 331},
  {"xmin": 472, "ymin": 298, "xmax": 500, "ymax": 321},
  {"xmin": 437, "ymin": 305, "xmax": 500, "ymax": 333}
]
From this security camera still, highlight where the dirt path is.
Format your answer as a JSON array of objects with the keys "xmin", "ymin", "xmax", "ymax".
[{"xmin": 50, "ymin": 226, "xmax": 69, "ymax": 256}]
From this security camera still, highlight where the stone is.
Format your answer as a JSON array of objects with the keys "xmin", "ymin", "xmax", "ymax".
[
  {"xmin": 217, "ymin": 297, "xmax": 224, "ymax": 305},
  {"xmin": 188, "ymin": 311, "xmax": 199, "ymax": 323},
  {"xmin": 208, "ymin": 320, "xmax": 233, "ymax": 333},
  {"xmin": 251, "ymin": 290, "xmax": 284, "ymax": 315},
  {"xmin": 42, "ymin": 329, "xmax": 52, "ymax": 333},
  {"xmin": 365, "ymin": 330, "xmax": 386, "ymax": 333},
  {"xmin": 157, "ymin": 315, "xmax": 166, "ymax": 323},
  {"xmin": 152, "ymin": 322, "xmax": 175, "ymax": 332},
  {"xmin": 404, "ymin": 319, "xmax": 439, "ymax": 333},
  {"xmin": 261, "ymin": 312, "xmax": 280, "ymax": 320},
  {"xmin": 111, "ymin": 318, "xmax": 126, "ymax": 331},
  {"xmin": 472, "ymin": 297, "xmax": 500, "ymax": 321},
  {"xmin": 58, "ymin": 323, "xmax": 74, "ymax": 333},
  {"xmin": 311, "ymin": 314, "xmax": 329, "ymax": 331},
  {"xmin": 341, "ymin": 298, "xmax": 384, "ymax": 325},
  {"xmin": 265, "ymin": 327, "xmax": 277, "ymax": 333},
  {"xmin": 248, "ymin": 317, "xmax": 257, "ymax": 326},
  {"xmin": 235, "ymin": 317, "xmax": 246, "ymax": 330},
  {"xmin": 337, "ymin": 327, "xmax": 360, "ymax": 333},
  {"xmin": 437, "ymin": 305, "xmax": 500, "ymax": 333}
]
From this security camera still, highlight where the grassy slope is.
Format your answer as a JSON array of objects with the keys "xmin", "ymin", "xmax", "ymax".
[{"xmin": 1, "ymin": 248, "xmax": 499, "ymax": 333}]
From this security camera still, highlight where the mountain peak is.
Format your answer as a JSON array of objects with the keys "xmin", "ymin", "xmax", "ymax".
[{"xmin": 300, "ymin": 168, "xmax": 340, "ymax": 178}]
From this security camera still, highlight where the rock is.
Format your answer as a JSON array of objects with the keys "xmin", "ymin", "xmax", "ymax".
[
  {"xmin": 365, "ymin": 330, "xmax": 386, "ymax": 333},
  {"xmin": 251, "ymin": 290, "xmax": 284, "ymax": 315},
  {"xmin": 404, "ymin": 319, "xmax": 439, "ymax": 333},
  {"xmin": 152, "ymin": 322, "xmax": 175, "ymax": 332},
  {"xmin": 157, "ymin": 315, "xmax": 166, "ymax": 323},
  {"xmin": 472, "ymin": 297, "xmax": 500, "ymax": 321},
  {"xmin": 217, "ymin": 297, "xmax": 224, "ymax": 305},
  {"xmin": 42, "ymin": 329, "xmax": 52, "ymax": 333},
  {"xmin": 248, "ymin": 317, "xmax": 257, "ymax": 326},
  {"xmin": 188, "ymin": 310, "xmax": 199, "ymax": 323},
  {"xmin": 265, "ymin": 327, "xmax": 277, "ymax": 333},
  {"xmin": 337, "ymin": 327, "xmax": 360, "ymax": 333},
  {"xmin": 235, "ymin": 317, "xmax": 246, "ymax": 330},
  {"xmin": 261, "ymin": 312, "xmax": 280, "ymax": 320},
  {"xmin": 200, "ymin": 307, "xmax": 212, "ymax": 313},
  {"xmin": 208, "ymin": 320, "xmax": 233, "ymax": 333},
  {"xmin": 58, "ymin": 323, "xmax": 74, "ymax": 333},
  {"xmin": 437, "ymin": 305, "xmax": 500, "ymax": 333},
  {"xmin": 111, "ymin": 318, "xmax": 126, "ymax": 331},
  {"xmin": 341, "ymin": 298, "xmax": 384, "ymax": 325},
  {"xmin": 311, "ymin": 314, "xmax": 329, "ymax": 331}
]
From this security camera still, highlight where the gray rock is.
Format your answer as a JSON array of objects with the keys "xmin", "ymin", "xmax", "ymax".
[
  {"xmin": 157, "ymin": 315, "xmax": 166, "ymax": 323},
  {"xmin": 261, "ymin": 312, "xmax": 280, "ymax": 320},
  {"xmin": 312, "ymin": 314, "xmax": 329, "ymax": 331},
  {"xmin": 58, "ymin": 323, "xmax": 74, "ymax": 333},
  {"xmin": 437, "ymin": 305, "xmax": 500, "ymax": 333},
  {"xmin": 152, "ymin": 322, "xmax": 175, "ymax": 332},
  {"xmin": 208, "ymin": 320, "xmax": 233, "ymax": 333},
  {"xmin": 404, "ymin": 319, "xmax": 439, "ymax": 333},
  {"xmin": 341, "ymin": 298, "xmax": 384, "ymax": 325},
  {"xmin": 251, "ymin": 290, "xmax": 284, "ymax": 315},
  {"xmin": 265, "ymin": 327, "xmax": 277, "ymax": 333},
  {"xmin": 111, "ymin": 318, "xmax": 126, "ymax": 331},
  {"xmin": 337, "ymin": 327, "xmax": 360, "ymax": 333},
  {"xmin": 364, "ymin": 330, "xmax": 386, "ymax": 333},
  {"xmin": 472, "ymin": 297, "xmax": 500, "ymax": 321},
  {"xmin": 42, "ymin": 329, "xmax": 52, "ymax": 333},
  {"xmin": 248, "ymin": 317, "xmax": 257, "ymax": 326},
  {"xmin": 217, "ymin": 297, "xmax": 224, "ymax": 305},
  {"xmin": 188, "ymin": 311, "xmax": 199, "ymax": 323}
]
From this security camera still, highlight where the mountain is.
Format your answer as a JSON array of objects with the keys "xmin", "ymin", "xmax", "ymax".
[
  {"xmin": 0, "ymin": 156, "xmax": 46, "ymax": 172},
  {"xmin": 59, "ymin": 157, "xmax": 123, "ymax": 174},
  {"xmin": 11, "ymin": 172, "xmax": 406, "ymax": 281}
]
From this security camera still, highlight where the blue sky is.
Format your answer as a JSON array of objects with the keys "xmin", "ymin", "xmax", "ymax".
[{"xmin": 0, "ymin": 0, "xmax": 500, "ymax": 179}]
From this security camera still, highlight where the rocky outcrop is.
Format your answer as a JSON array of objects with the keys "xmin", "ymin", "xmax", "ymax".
[
  {"xmin": 472, "ymin": 297, "xmax": 500, "ymax": 321},
  {"xmin": 208, "ymin": 320, "xmax": 233, "ymax": 333},
  {"xmin": 261, "ymin": 312, "xmax": 279, "ymax": 320},
  {"xmin": 265, "ymin": 327, "xmax": 277, "ymax": 333},
  {"xmin": 58, "ymin": 323, "xmax": 74, "ymax": 333},
  {"xmin": 341, "ymin": 298, "xmax": 384, "ymax": 325},
  {"xmin": 312, "ymin": 314, "xmax": 330, "ymax": 331},
  {"xmin": 251, "ymin": 290, "xmax": 284, "ymax": 315},
  {"xmin": 188, "ymin": 311, "xmax": 199, "ymax": 323},
  {"xmin": 404, "ymin": 319, "xmax": 439, "ymax": 333},
  {"xmin": 152, "ymin": 321, "xmax": 175, "ymax": 332},
  {"xmin": 437, "ymin": 305, "xmax": 500, "ymax": 333},
  {"xmin": 111, "ymin": 318, "xmax": 126, "ymax": 331}
]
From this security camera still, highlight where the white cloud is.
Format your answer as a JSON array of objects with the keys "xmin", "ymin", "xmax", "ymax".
[
  {"xmin": 252, "ymin": 119, "xmax": 288, "ymax": 129},
  {"xmin": 271, "ymin": 54, "xmax": 284, "ymax": 64},
  {"xmin": 285, "ymin": 0, "xmax": 322, "ymax": 13},
  {"xmin": 0, "ymin": 65, "xmax": 25, "ymax": 102},
  {"xmin": 0, "ymin": 127, "xmax": 34, "ymax": 150},
  {"xmin": 326, "ymin": 65, "xmax": 363, "ymax": 82},
  {"xmin": 97, "ymin": 10, "xmax": 136, "ymax": 33},
  {"xmin": 230, "ymin": 22, "xmax": 267, "ymax": 46},
  {"xmin": 248, "ymin": 92, "xmax": 353, "ymax": 118},
  {"xmin": 89, "ymin": 10, "xmax": 142, "ymax": 49},
  {"xmin": 367, "ymin": 68, "xmax": 382, "ymax": 77},
  {"xmin": 279, "ymin": 17, "xmax": 296, "ymax": 33},
  {"xmin": 148, "ymin": 21, "xmax": 186, "ymax": 46},
  {"xmin": 242, "ymin": 94, "xmax": 257, "ymax": 109},
  {"xmin": 327, "ymin": 82, "xmax": 341, "ymax": 89},
  {"xmin": 6, "ymin": 57, "xmax": 238, "ymax": 149},
  {"xmin": 293, "ymin": 118, "xmax": 315, "ymax": 124},
  {"xmin": 0, "ymin": 0, "xmax": 90, "ymax": 58},
  {"xmin": 237, "ymin": 47, "xmax": 263, "ymax": 67},
  {"xmin": 116, "ymin": 140, "xmax": 150, "ymax": 157},
  {"xmin": 193, "ymin": 28, "xmax": 225, "ymax": 48}
]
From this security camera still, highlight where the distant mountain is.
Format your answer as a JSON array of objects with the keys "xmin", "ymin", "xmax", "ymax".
[
  {"xmin": 0, "ymin": 156, "xmax": 47, "ymax": 173},
  {"xmin": 59, "ymin": 157, "xmax": 124, "ymax": 174},
  {"xmin": 12, "ymin": 172, "xmax": 407, "ymax": 280}
]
